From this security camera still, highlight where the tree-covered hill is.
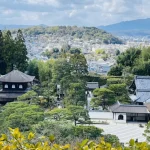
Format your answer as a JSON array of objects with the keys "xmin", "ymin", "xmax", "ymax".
[{"xmin": 12, "ymin": 26, "xmax": 123, "ymax": 44}]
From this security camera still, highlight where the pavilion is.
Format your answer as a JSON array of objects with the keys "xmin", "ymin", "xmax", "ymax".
[{"xmin": 0, "ymin": 69, "xmax": 35, "ymax": 103}]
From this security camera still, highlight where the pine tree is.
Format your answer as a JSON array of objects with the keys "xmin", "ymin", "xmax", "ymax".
[
  {"xmin": 14, "ymin": 29, "xmax": 28, "ymax": 72},
  {"xmin": 0, "ymin": 30, "xmax": 7, "ymax": 74},
  {"xmin": 3, "ymin": 30, "xmax": 15, "ymax": 72},
  {"xmin": 1, "ymin": 30, "xmax": 28, "ymax": 73}
]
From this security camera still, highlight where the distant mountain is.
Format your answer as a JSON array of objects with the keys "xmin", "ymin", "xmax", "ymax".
[
  {"xmin": 0, "ymin": 24, "xmax": 33, "ymax": 30},
  {"xmin": 98, "ymin": 18, "xmax": 150, "ymax": 36}
]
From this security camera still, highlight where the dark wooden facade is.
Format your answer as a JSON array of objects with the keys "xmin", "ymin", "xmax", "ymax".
[{"xmin": 0, "ymin": 70, "xmax": 35, "ymax": 103}]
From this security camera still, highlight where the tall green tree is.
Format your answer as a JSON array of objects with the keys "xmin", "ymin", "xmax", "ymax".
[
  {"xmin": 142, "ymin": 47, "xmax": 150, "ymax": 62},
  {"xmin": 64, "ymin": 82, "xmax": 86, "ymax": 106},
  {"xmin": 27, "ymin": 59, "xmax": 39, "ymax": 79},
  {"xmin": 3, "ymin": 30, "xmax": 15, "ymax": 72},
  {"xmin": 14, "ymin": 29, "xmax": 28, "ymax": 71},
  {"xmin": 108, "ymin": 84, "xmax": 130, "ymax": 103},
  {"xmin": 91, "ymin": 88, "xmax": 115, "ymax": 110},
  {"xmin": 0, "ymin": 30, "xmax": 6, "ymax": 74},
  {"xmin": 38, "ymin": 60, "xmax": 54, "ymax": 82},
  {"xmin": 52, "ymin": 56, "xmax": 88, "ymax": 106},
  {"xmin": 108, "ymin": 65, "xmax": 123, "ymax": 76},
  {"xmin": 2, "ymin": 30, "xmax": 28, "ymax": 72},
  {"xmin": 52, "ymin": 58, "xmax": 72, "ymax": 85},
  {"xmin": 67, "ymin": 105, "xmax": 89, "ymax": 126},
  {"xmin": 117, "ymin": 47, "xmax": 141, "ymax": 67},
  {"xmin": 70, "ymin": 54, "xmax": 88, "ymax": 78}
]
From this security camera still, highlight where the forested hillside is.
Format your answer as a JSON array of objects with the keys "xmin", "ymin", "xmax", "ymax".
[{"xmin": 12, "ymin": 26, "xmax": 122, "ymax": 44}]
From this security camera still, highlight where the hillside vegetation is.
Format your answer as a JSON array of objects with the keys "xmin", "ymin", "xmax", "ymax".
[{"xmin": 12, "ymin": 26, "xmax": 122, "ymax": 44}]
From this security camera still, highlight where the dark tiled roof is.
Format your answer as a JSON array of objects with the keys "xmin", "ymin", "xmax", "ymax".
[
  {"xmin": 136, "ymin": 91, "xmax": 150, "ymax": 103},
  {"xmin": 0, "ymin": 92, "xmax": 25, "ymax": 99},
  {"xmin": 110, "ymin": 101, "xmax": 120, "ymax": 111},
  {"xmin": 0, "ymin": 70, "xmax": 35, "ymax": 83},
  {"xmin": 135, "ymin": 75, "xmax": 150, "ymax": 90},
  {"xmin": 110, "ymin": 102, "xmax": 149, "ymax": 113},
  {"xmin": 86, "ymin": 82, "xmax": 99, "ymax": 89},
  {"xmin": 130, "ymin": 76, "xmax": 150, "ymax": 103}
]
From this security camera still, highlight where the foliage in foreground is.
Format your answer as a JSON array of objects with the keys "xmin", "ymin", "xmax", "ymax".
[{"xmin": 0, "ymin": 128, "xmax": 150, "ymax": 150}]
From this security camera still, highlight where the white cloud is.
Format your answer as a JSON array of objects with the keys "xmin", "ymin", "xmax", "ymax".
[
  {"xmin": 69, "ymin": 10, "xmax": 77, "ymax": 17},
  {"xmin": 20, "ymin": 11, "xmax": 40, "ymax": 21},
  {"xmin": 0, "ymin": 0, "xmax": 150, "ymax": 26},
  {"xmin": 2, "ymin": 9, "xmax": 14, "ymax": 15},
  {"xmin": 25, "ymin": 0, "xmax": 59, "ymax": 7}
]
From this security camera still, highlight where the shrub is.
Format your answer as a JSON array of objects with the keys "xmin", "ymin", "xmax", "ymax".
[
  {"xmin": 0, "ymin": 128, "xmax": 150, "ymax": 150},
  {"xmin": 0, "ymin": 102, "xmax": 44, "ymax": 133},
  {"xmin": 73, "ymin": 125, "xmax": 103, "ymax": 138},
  {"xmin": 103, "ymin": 134, "xmax": 119, "ymax": 145},
  {"xmin": 107, "ymin": 78, "xmax": 123, "ymax": 85}
]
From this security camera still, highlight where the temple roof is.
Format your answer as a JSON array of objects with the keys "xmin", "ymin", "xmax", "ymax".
[
  {"xmin": 129, "ymin": 75, "xmax": 150, "ymax": 103},
  {"xmin": 135, "ymin": 76, "xmax": 150, "ymax": 90},
  {"xmin": 0, "ymin": 92, "xmax": 25, "ymax": 99},
  {"xmin": 0, "ymin": 70, "xmax": 35, "ymax": 83},
  {"xmin": 110, "ymin": 101, "xmax": 149, "ymax": 113}
]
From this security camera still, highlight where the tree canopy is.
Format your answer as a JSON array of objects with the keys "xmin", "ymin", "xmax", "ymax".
[
  {"xmin": 92, "ymin": 88, "xmax": 115, "ymax": 110},
  {"xmin": 0, "ymin": 102, "xmax": 44, "ymax": 132},
  {"xmin": 0, "ymin": 30, "xmax": 28, "ymax": 74}
]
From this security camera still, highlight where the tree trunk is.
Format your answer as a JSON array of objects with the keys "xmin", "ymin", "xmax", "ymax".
[
  {"xmin": 74, "ymin": 120, "xmax": 77, "ymax": 126},
  {"xmin": 11, "ymin": 63, "xmax": 14, "ymax": 71}
]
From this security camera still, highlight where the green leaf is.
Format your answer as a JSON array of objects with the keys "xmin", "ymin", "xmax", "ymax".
[
  {"xmin": 80, "ymin": 139, "xmax": 89, "ymax": 147},
  {"xmin": 129, "ymin": 139, "xmax": 135, "ymax": 146},
  {"xmin": 49, "ymin": 135, "xmax": 55, "ymax": 143}
]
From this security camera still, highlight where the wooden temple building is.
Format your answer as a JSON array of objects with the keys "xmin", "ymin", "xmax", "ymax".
[
  {"xmin": 0, "ymin": 70, "xmax": 35, "ymax": 103},
  {"xmin": 129, "ymin": 76, "xmax": 150, "ymax": 105}
]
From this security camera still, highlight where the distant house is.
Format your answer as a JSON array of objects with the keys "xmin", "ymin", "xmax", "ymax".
[
  {"xmin": 0, "ymin": 69, "xmax": 35, "ymax": 103},
  {"xmin": 110, "ymin": 101, "xmax": 150, "ymax": 123},
  {"xmin": 130, "ymin": 76, "xmax": 150, "ymax": 105}
]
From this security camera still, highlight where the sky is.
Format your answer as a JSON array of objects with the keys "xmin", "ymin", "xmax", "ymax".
[{"xmin": 0, "ymin": 0, "xmax": 150, "ymax": 26}]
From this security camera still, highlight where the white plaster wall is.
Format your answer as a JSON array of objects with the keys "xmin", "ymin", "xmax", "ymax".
[
  {"xmin": 114, "ymin": 113, "xmax": 126, "ymax": 123},
  {"xmin": 89, "ymin": 112, "xmax": 113, "ymax": 120}
]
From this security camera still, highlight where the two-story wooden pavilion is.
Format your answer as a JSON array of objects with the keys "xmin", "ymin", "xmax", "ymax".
[{"xmin": 0, "ymin": 69, "xmax": 35, "ymax": 103}]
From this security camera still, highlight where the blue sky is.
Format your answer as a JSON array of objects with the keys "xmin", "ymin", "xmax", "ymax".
[{"xmin": 0, "ymin": 0, "xmax": 150, "ymax": 26}]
